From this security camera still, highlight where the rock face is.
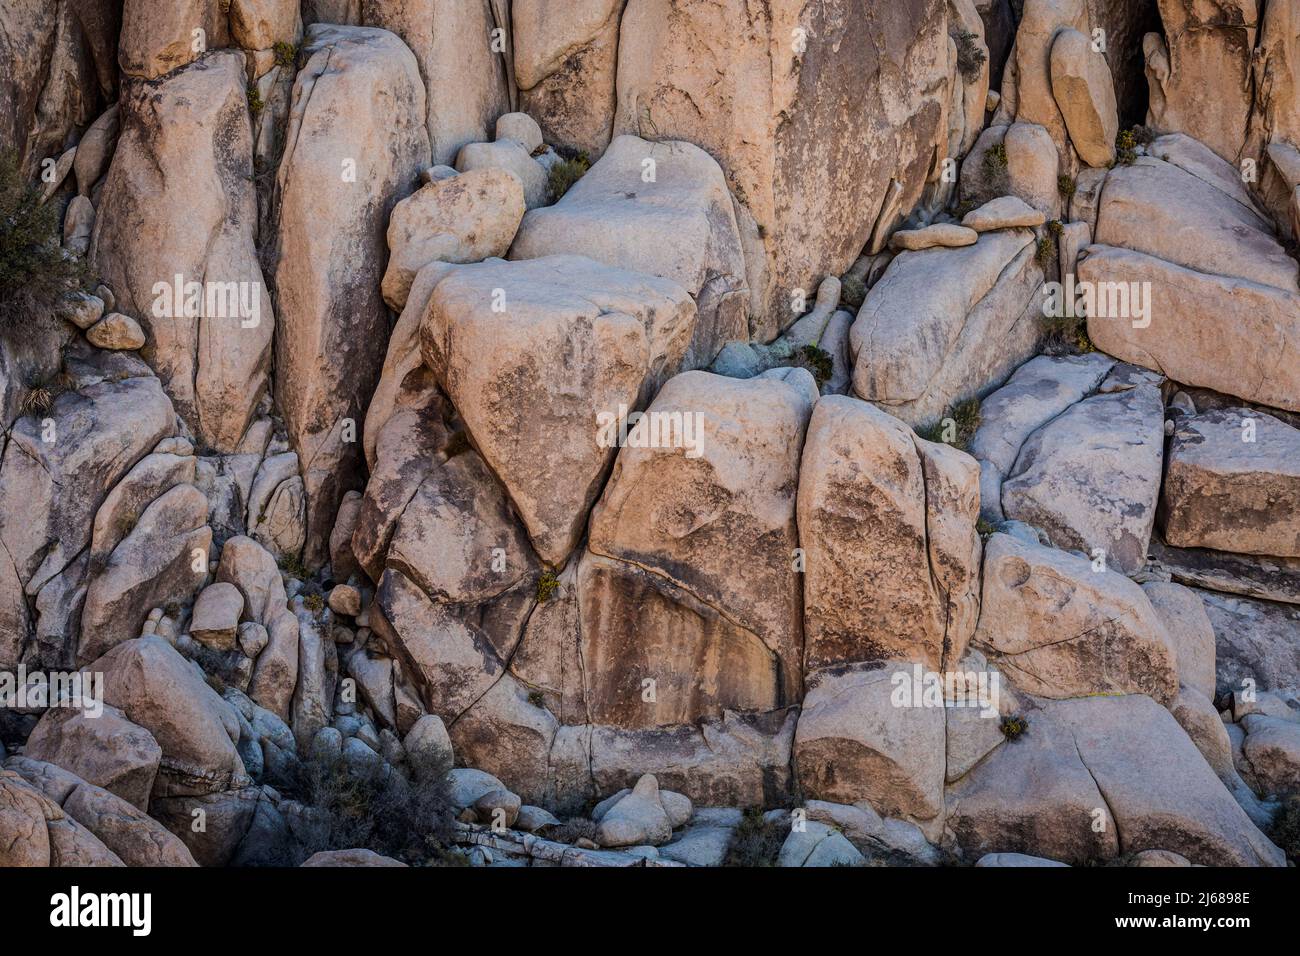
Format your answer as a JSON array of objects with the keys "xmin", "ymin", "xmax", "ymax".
[
  {"xmin": 271, "ymin": 24, "xmax": 430, "ymax": 566},
  {"xmin": 1161, "ymin": 409, "xmax": 1300, "ymax": 559},
  {"xmin": 798, "ymin": 396, "xmax": 981, "ymax": 673},
  {"xmin": 420, "ymin": 254, "xmax": 696, "ymax": 567},
  {"xmin": 1001, "ymin": 383, "xmax": 1164, "ymax": 575},
  {"xmin": 850, "ymin": 229, "xmax": 1043, "ymax": 428},
  {"xmin": 612, "ymin": 0, "xmax": 951, "ymax": 325},
  {"xmin": 586, "ymin": 371, "xmax": 814, "ymax": 721},
  {"xmin": 23, "ymin": 706, "xmax": 161, "ymax": 812},
  {"xmin": 973, "ymin": 533, "xmax": 1178, "ymax": 703},
  {"xmin": 510, "ymin": 135, "xmax": 747, "ymax": 367},
  {"xmin": 92, "ymin": 52, "xmax": 273, "ymax": 454},
  {"xmin": 1049, "ymin": 27, "xmax": 1118, "ymax": 167}
]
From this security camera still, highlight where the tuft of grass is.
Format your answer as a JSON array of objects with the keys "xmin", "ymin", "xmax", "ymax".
[
  {"xmin": 547, "ymin": 152, "xmax": 590, "ymax": 203},
  {"xmin": 1058, "ymin": 175, "xmax": 1076, "ymax": 199},
  {"xmin": 976, "ymin": 518, "xmax": 997, "ymax": 538},
  {"xmin": 1270, "ymin": 796, "xmax": 1300, "ymax": 863},
  {"xmin": 527, "ymin": 689, "xmax": 545, "ymax": 708},
  {"xmin": 1000, "ymin": 713, "xmax": 1029, "ymax": 740},
  {"xmin": 303, "ymin": 592, "xmax": 325, "ymax": 616},
  {"xmin": 247, "ymin": 82, "xmax": 264, "ymax": 117},
  {"xmin": 536, "ymin": 570, "xmax": 560, "ymax": 603},
  {"xmin": 0, "ymin": 151, "xmax": 90, "ymax": 346},
  {"xmin": 983, "ymin": 142, "xmax": 1008, "ymax": 174},
  {"xmin": 1036, "ymin": 234, "xmax": 1057, "ymax": 269},
  {"xmin": 1042, "ymin": 313, "xmax": 1095, "ymax": 355},
  {"xmin": 722, "ymin": 807, "xmax": 787, "ymax": 867},
  {"xmin": 797, "ymin": 344, "xmax": 834, "ymax": 388},
  {"xmin": 953, "ymin": 31, "xmax": 987, "ymax": 84},
  {"xmin": 273, "ymin": 41, "xmax": 297, "ymax": 69},
  {"xmin": 915, "ymin": 397, "xmax": 981, "ymax": 451},
  {"xmin": 277, "ymin": 551, "xmax": 310, "ymax": 581}
]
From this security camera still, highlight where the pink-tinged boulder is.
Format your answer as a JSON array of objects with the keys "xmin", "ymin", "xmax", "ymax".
[{"xmin": 271, "ymin": 24, "xmax": 430, "ymax": 566}]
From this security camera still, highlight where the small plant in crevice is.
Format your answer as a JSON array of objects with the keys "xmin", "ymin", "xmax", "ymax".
[
  {"xmin": 0, "ymin": 151, "xmax": 90, "ymax": 347},
  {"xmin": 838, "ymin": 273, "xmax": 867, "ymax": 311},
  {"xmin": 953, "ymin": 30, "xmax": 987, "ymax": 84},
  {"xmin": 916, "ymin": 397, "xmax": 981, "ymax": 451},
  {"xmin": 1000, "ymin": 713, "xmax": 1029, "ymax": 740},
  {"xmin": 246, "ymin": 82, "xmax": 264, "ymax": 117},
  {"xmin": 1036, "ymin": 234, "xmax": 1057, "ymax": 269},
  {"xmin": 797, "ymin": 344, "xmax": 834, "ymax": 388},
  {"xmin": 536, "ymin": 570, "xmax": 560, "ymax": 603},
  {"xmin": 1115, "ymin": 128, "xmax": 1139, "ymax": 166},
  {"xmin": 722, "ymin": 807, "xmax": 788, "ymax": 867},
  {"xmin": 273, "ymin": 41, "xmax": 297, "ymax": 69},
  {"xmin": 1042, "ymin": 312, "xmax": 1096, "ymax": 356},
  {"xmin": 1058, "ymin": 175, "xmax": 1076, "ymax": 199},
  {"xmin": 547, "ymin": 151, "xmax": 590, "ymax": 203},
  {"xmin": 527, "ymin": 689, "xmax": 546, "ymax": 709},
  {"xmin": 277, "ymin": 551, "xmax": 311, "ymax": 581},
  {"xmin": 976, "ymin": 517, "xmax": 997, "ymax": 538},
  {"xmin": 303, "ymin": 592, "xmax": 325, "ymax": 616}
]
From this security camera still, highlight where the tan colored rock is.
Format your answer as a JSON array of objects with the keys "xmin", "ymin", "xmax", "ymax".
[
  {"xmin": 272, "ymin": 24, "xmax": 430, "ymax": 566},
  {"xmin": 798, "ymin": 395, "xmax": 980, "ymax": 673},
  {"xmin": 0, "ymin": 770, "xmax": 52, "ymax": 866},
  {"xmin": 94, "ymin": 637, "xmax": 244, "ymax": 797},
  {"xmin": 612, "ymin": 0, "xmax": 951, "ymax": 326},
  {"xmin": 1001, "ymin": 384, "xmax": 1165, "ymax": 575},
  {"xmin": 62, "ymin": 195, "xmax": 95, "ymax": 256},
  {"xmin": 230, "ymin": 0, "xmax": 302, "ymax": 51},
  {"xmin": 84, "ymin": 312, "xmax": 144, "ymax": 351},
  {"xmin": 190, "ymin": 582, "xmax": 245, "ymax": 651},
  {"xmin": 421, "ymin": 254, "xmax": 695, "ymax": 566},
  {"xmin": 890, "ymin": 223, "xmax": 978, "ymax": 250},
  {"xmin": 961, "ymin": 195, "xmax": 1047, "ymax": 231},
  {"xmin": 88, "ymin": 451, "xmax": 196, "ymax": 570},
  {"xmin": 451, "ymin": 674, "xmax": 558, "ymax": 807},
  {"xmin": 1080, "ymin": 244, "xmax": 1300, "ymax": 413},
  {"xmin": 1242, "ymin": 714, "xmax": 1300, "ymax": 796},
  {"xmin": 1049, "ymin": 27, "xmax": 1118, "ymax": 167},
  {"xmin": 455, "ymin": 138, "xmax": 550, "ymax": 210},
  {"xmin": 78, "ymin": 484, "xmax": 211, "ymax": 665},
  {"xmin": 1048, "ymin": 694, "xmax": 1284, "ymax": 866},
  {"xmin": 495, "ymin": 112, "xmax": 545, "ymax": 153},
  {"xmin": 118, "ymin": 0, "xmax": 230, "ymax": 80},
  {"xmin": 1096, "ymin": 158, "xmax": 1298, "ymax": 294},
  {"xmin": 381, "ymin": 167, "xmax": 526, "ymax": 310},
  {"xmin": 1014, "ymin": 0, "xmax": 1089, "ymax": 162},
  {"xmin": 216, "ymin": 536, "xmax": 300, "ymax": 719},
  {"xmin": 1003, "ymin": 121, "xmax": 1062, "ymax": 217},
  {"xmin": 510, "ymin": 134, "xmax": 746, "ymax": 368},
  {"xmin": 850, "ymin": 228, "xmax": 1042, "ymax": 427},
  {"xmin": 795, "ymin": 664, "xmax": 946, "ymax": 821},
  {"xmin": 23, "ymin": 706, "xmax": 161, "ymax": 811},
  {"xmin": 92, "ymin": 52, "xmax": 272, "ymax": 453},
  {"xmin": 1161, "ymin": 409, "xmax": 1300, "ymax": 559},
  {"xmin": 973, "ymin": 533, "xmax": 1178, "ymax": 703},
  {"xmin": 361, "ymin": 0, "xmax": 510, "ymax": 166},
  {"xmin": 1145, "ymin": 1, "xmax": 1257, "ymax": 163},
  {"xmin": 514, "ymin": 0, "xmax": 623, "ymax": 156},
  {"xmin": 588, "ymin": 371, "xmax": 813, "ymax": 711},
  {"xmin": 1142, "ymin": 582, "xmax": 1216, "ymax": 699},
  {"xmin": 302, "ymin": 848, "xmax": 408, "ymax": 866}
]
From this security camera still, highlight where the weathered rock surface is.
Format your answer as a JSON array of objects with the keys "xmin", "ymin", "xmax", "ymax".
[
  {"xmin": 23, "ymin": 706, "xmax": 161, "ymax": 812},
  {"xmin": 1162, "ymin": 409, "xmax": 1300, "ymax": 559},
  {"xmin": 1049, "ymin": 27, "xmax": 1118, "ymax": 167},
  {"xmin": 271, "ymin": 24, "xmax": 430, "ymax": 566},
  {"xmin": 510, "ymin": 134, "xmax": 746, "ymax": 367}
]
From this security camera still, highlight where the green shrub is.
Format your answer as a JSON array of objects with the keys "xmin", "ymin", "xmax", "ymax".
[
  {"xmin": 298, "ymin": 751, "xmax": 458, "ymax": 865},
  {"xmin": 798, "ymin": 344, "xmax": 834, "ymax": 388},
  {"xmin": 838, "ymin": 273, "xmax": 867, "ymax": 311},
  {"xmin": 536, "ymin": 570, "xmax": 560, "ymax": 603},
  {"xmin": 1115, "ymin": 128, "xmax": 1138, "ymax": 166},
  {"xmin": 916, "ymin": 398, "xmax": 981, "ymax": 451},
  {"xmin": 723, "ymin": 807, "xmax": 787, "ymax": 866},
  {"xmin": 0, "ymin": 151, "xmax": 89, "ymax": 345},
  {"xmin": 1058, "ymin": 175, "xmax": 1076, "ymax": 199},
  {"xmin": 1036, "ymin": 234, "xmax": 1057, "ymax": 269},
  {"xmin": 1000, "ymin": 714, "xmax": 1029, "ymax": 740},
  {"xmin": 953, "ymin": 31, "xmax": 987, "ymax": 84},
  {"xmin": 247, "ymin": 82, "xmax": 264, "ymax": 116},
  {"xmin": 273, "ymin": 41, "xmax": 297, "ymax": 69},
  {"xmin": 983, "ymin": 142, "xmax": 1008, "ymax": 173},
  {"xmin": 547, "ymin": 152, "xmax": 590, "ymax": 203}
]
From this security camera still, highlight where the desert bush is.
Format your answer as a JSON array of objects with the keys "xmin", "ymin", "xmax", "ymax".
[
  {"xmin": 797, "ymin": 344, "xmax": 834, "ymax": 388},
  {"xmin": 916, "ymin": 397, "xmax": 981, "ymax": 451},
  {"xmin": 547, "ymin": 152, "xmax": 590, "ymax": 203},
  {"xmin": 953, "ymin": 31, "xmax": 986, "ymax": 83},
  {"xmin": 723, "ymin": 807, "xmax": 787, "ymax": 867},
  {"xmin": 0, "ymin": 151, "xmax": 88, "ymax": 346}
]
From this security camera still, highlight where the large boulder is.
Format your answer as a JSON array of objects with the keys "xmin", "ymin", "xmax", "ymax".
[
  {"xmin": 0, "ymin": 350, "xmax": 174, "ymax": 669},
  {"xmin": 1000, "ymin": 383, "xmax": 1165, "ymax": 575},
  {"xmin": 794, "ymin": 664, "xmax": 946, "ymax": 821},
  {"xmin": 798, "ymin": 395, "xmax": 981, "ymax": 673},
  {"xmin": 510, "ymin": 134, "xmax": 746, "ymax": 367},
  {"xmin": 78, "ymin": 484, "xmax": 212, "ymax": 665},
  {"xmin": 1049, "ymin": 27, "xmax": 1118, "ymax": 167},
  {"xmin": 271, "ymin": 24, "xmax": 430, "ymax": 566},
  {"xmin": 360, "ymin": 0, "xmax": 510, "ymax": 165},
  {"xmin": 1161, "ymin": 409, "xmax": 1300, "ymax": 559},
  {"xmin": 586, "ymin": 371, "xmax": 814, "ymax": 717},
  {"xmin": 94, "ymin": 636, "xmax": 245, "ymax": 798},
  {"xmin": 973, "ymin": 533, "xmax": 1178, "ymax": 702},
  {"xmin": 216, "ymin": 536, "xmax": 301, "ymax": 719},
  {"xmin": 420, "ymin": 254, "xmax": 695, "ymax": 566},
  {"xmin": 612, "ymin": 0, "xmax": 951, "ymax": 325},
  {"xmin": 849, "ymin": 229, "xmax": 1043, "ymax": 428},
  {"xmin": 22, "ymin": 705, "xmax": 161, "ymax": 812},
  {"xmin": 92, "ymin": 51, "xmax": 273, "ymax": 453},
  {"xmin": 1081, "ymin": 245, "xmax": 1300, "ymax": 413}
]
